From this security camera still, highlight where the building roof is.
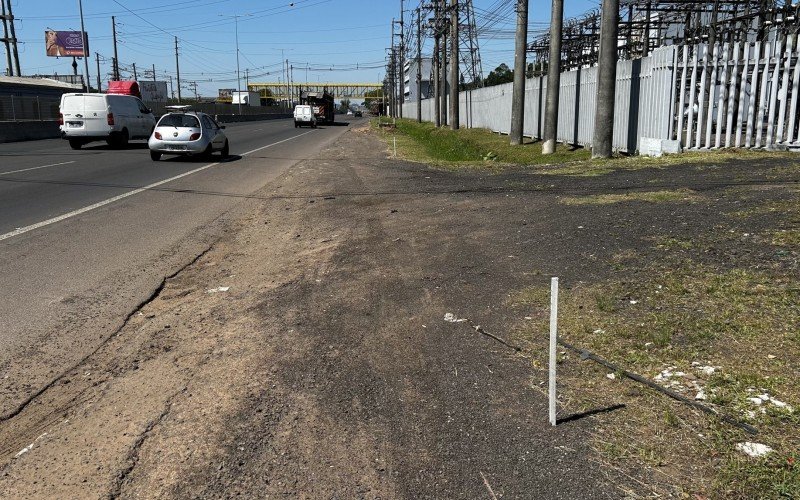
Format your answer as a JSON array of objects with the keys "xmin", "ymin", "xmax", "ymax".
[{"xmin": 0, "ymin": 75, "xmax": 83, "ymax": 90}]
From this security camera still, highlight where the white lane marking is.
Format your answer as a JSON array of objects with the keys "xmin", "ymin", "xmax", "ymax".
[
  {"xmin": 241, "ymin": 130, "xmax": 314, "ymax": 156},
  {"xmin": 0, "ymin": 161, "xmax": 75, "ymax": 176},
  {"xmin": 0, "ymin": 130, "xmax": 316, "ymax": 242},
  {"xmin": 0, "ymin": 161, "xmax": 220, "ymax": 242}
]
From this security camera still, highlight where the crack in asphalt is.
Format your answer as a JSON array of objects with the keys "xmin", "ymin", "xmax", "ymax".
[
  {"xmin": 107, "ymin": 386, "xmax": 187, "ymax": 500},
  {"xmin": 0, "ymin": 245, "xmax": 215, "ymax": 424}
]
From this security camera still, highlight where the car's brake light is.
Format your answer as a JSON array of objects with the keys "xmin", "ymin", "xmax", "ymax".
[
  {"xmin": 154, "ymin": 131, "xmax": 162, "ymax": 140},
  {"xmin": 189, "ymin": 132, "xmax": 201, "ymax": 141},
  {"xmin": 107, "ymin": 113, "xmax": 114, "ymax": 125},
  {"xmin": 58, "ymin": 113, "xmax": 63, "ymax": 126}
]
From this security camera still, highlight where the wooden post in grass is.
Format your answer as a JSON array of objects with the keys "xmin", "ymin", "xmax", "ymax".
[{"xmin": 549, "ymin": 277, "xmax": 559, "ymax": 426}]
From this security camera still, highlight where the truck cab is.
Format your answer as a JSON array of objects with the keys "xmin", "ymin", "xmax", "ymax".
[{"xmin": 293, "ymin": 104, "xmax": 317, "ymax": 128}]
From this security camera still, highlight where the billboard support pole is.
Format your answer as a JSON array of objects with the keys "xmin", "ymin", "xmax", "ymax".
[{"xmin": 77, "ymin": 0, "xmax": 91, "ymax": 91}]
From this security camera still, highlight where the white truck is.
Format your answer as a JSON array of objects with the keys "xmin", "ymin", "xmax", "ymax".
[
  {"xmin": 293, "ymin": 104, "xmax": 317, "ymax": 128},
  {"xmin": 231, "ymin": 91, "xmax": 261, "ymax": 106}
]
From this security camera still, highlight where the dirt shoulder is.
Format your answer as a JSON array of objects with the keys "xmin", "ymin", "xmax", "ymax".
[
  {"xmin": 0, "ymin": 124, "xmax": 620, "ymax": 498},
  {"xmin": 1, "ymin": 122, "xmax": 797, "ymax": 498}
]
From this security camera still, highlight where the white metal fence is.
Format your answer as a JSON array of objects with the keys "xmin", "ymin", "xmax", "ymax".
[
  {"xmin": 404, "ymin": 39, "xmax": 800, "ymax": 153},
  {"xmin": 676, "ymin": 37, "xmax": 800, "ymax": 149}
]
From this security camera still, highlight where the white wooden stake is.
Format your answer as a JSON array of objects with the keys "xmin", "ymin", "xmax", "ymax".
[
  {"xmin": 393, "ymin": 136, "xmax": 397, "ymax": 157},
  {"xmin": 549, "ymin": 277, "xmax": 559, "ymax": 426}
]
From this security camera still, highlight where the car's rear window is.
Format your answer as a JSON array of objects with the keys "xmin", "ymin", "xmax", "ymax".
[{"xmin": 158, "ymin": 114, "xmax": 200, "ymax": 128}]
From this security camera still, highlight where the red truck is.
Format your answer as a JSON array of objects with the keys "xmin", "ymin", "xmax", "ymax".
[{"xmin": 299, "ymin": 89, "xmax": 334, "ymax": 125}]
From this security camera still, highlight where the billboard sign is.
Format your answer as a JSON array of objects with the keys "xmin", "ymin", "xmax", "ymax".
[
  {"xmin": 218, "ymin": 88, "xmax": 235, "ymax": 101},
  {"xmin": 140, "ymin": 81, "xmax": 169, "ymax": 102},
  {"xmin": 45, "ymin": 31, "xmax": 89, "ymax": 57}
]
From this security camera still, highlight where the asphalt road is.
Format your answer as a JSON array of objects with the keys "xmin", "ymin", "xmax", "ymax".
[{"xmin": 0, "ymin": 117, "xmax": 357, "ymax": 418}]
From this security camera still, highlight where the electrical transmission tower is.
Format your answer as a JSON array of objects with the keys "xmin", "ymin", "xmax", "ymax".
[
  {"xmin": 529, "ymin": 0, "xmax": 800, "ymax": 71},
  {"xmin": 459, "ymin": 0, "xmax": 484, "ymax": 87},
  {"xmin": 418, "ymin": 0, "xmax": 484, "ymax": 87}
]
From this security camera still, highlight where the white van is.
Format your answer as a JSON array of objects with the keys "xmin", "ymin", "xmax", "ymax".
[
  {"xmin": 59, "ymin": 93, "xmax": 156, "ymax": 149},
  {"xmin": 293, "ymin": 104, "xmax": 317, "ymax": 128}
]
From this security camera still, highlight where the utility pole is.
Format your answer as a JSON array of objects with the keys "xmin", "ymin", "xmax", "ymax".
[
  {"xmin": 111, "ymin": 16, "xmax": 119, "ymax": 80},
  {"xmin": 449, "ymin": 0, "xmax": 459, "ymax": 130},
  {"xmin": 439, "ymin": 0, "xmax": 447, "ymax": 127},
  {"xmin": 168, "ymin": 75, "xmax": 174, "ymax": 100},
  {"xmin": 78, "ymin": 0, "xmax": 91, "ymax": 91},
  {"xmin": 174, "ymin": 37, "xmax": 182, "ymax": 102},
  {"xmin": 542, "ymin": 0, "xmax": 564, "ymax": 154},
  {"xmin": 388, "ymin": 48, "xmax": 395, "ymax": 117},
  {"xmin": 152, "ymin": 63, "xmax": 156, "ymax": 83},
  {"xmin": 592, "ymin": 0, "xmax": 619, "ymax": 158},
  {"xmin": 509, "ymin": 0, "xmax": 529, "ymax": 145},
  {"xmin": 95, "ymin": 52, "xmax": 101, "ymax": 91},
  {"xmin": 1, "ymin": 0, "xmax": 13, "ymax": 76},
  {"xmin": 433, "ymin": 2, "xmax": 440, "ymax": 127},
  {"xmin": 286, "ymin": 59, "xmax": 291, "ymax": 107},
  {"xmin": 416, "ymin": 8, "xmax": 422, "ymax": 123},
  {"xmin": 6, "ymin": 0, "xmax": 20, "ymax": 76},
  {"xmin": 218, "ymin": 14, "xmax": 245, "ymax": 113},
  {"xmin": 398, "ymin": 0, "xmax": 404, "ymax": 119},
  {"xmin": 390, "ymin": 19, "xmax": 396, "ymax": 118},
  {"xmin": 132, "ymin": 62, "xmax": 137, "ymax": 81},
  {"xmin": 245, "ymin": 68, "xmax": 249, "ymax": 89}
]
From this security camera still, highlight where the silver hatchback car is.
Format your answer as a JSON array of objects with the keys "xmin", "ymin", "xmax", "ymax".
[{"xmin": 148, "ymin": 108, "xmax": 229, "ymax": 161}]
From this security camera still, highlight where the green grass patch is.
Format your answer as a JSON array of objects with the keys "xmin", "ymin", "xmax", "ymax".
[
  {"xmin": 372, "ymin": 118, "xmax": 588, "ymax": 168},
  {"xmin": 371, "ymin": 118, "xmax": 800, "ymax": 176},
  {"xmin": 559, "ymin": 189, "xmax": 699, "ymax": 206}
]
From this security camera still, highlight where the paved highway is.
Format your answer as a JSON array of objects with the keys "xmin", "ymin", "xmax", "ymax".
[{"xmin": 0, "ymin": 118, "xmax": 357, "ymax": 417}]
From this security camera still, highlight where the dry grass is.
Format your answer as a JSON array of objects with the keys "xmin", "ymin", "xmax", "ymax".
[
  {"xmin": 559, "ymin": 189, "xmax": 700, "ymax": 206},
  {"xmin": 506, "ymin": 182, "xmax": 800, "ymax": 498}
]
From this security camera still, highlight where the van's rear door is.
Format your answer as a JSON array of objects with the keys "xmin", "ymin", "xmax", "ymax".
[{"xmin": 61, "ymin": 95, "xmax": 107, "ymax": 132}]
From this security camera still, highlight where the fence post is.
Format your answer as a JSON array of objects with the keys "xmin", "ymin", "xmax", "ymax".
[
  {"xmin": 549, "ymin": 277, "xmax": 559, "ymax": 426},
  {"xmin": 11, "ymin": 95, "xmax": 16, "ymax": 121},
  {"xmin": 36, "ymin": 96, "xmax": 41, "ymax": 121}
]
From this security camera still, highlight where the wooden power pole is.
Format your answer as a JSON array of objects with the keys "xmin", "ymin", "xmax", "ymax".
[{"xmin": 449, "ymin": 0, "xmax": 459, "ymax": 130}]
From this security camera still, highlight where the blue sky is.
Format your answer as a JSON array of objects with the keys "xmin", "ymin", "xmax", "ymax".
[{"xmin": 8, "ymin": 0, "xmax": 596, "ymax": 96}]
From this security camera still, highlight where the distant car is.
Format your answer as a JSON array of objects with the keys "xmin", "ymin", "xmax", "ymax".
[
  {"xmin": 148, "ymin": 108, "xmax": 229, "ymax": 161},
  {"xmin": 353, "ymin": 110, "xmax": 363, "ymax": 117},
  {"xmin": 346, "ymin": 110, "xmax": 353, "ymax": 116},
  {"xmin": 293, "ymin": 104, "xmax": 317, "ymax": 128},
  {"xmin": 59, "ymin": 93, "xmax": 156, "ymax": 149}
]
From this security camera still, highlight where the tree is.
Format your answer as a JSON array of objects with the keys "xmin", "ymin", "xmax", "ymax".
[
  {"xmin": 483, "ymin": 63, "xmax": 514, "ymax": 87},
  {"xmin": 338, "ymin": 99, "xmax": 351, "ymax": 113}
]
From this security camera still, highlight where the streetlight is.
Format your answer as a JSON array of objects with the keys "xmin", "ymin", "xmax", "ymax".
[{"xmin": 219, "ymin": 13, "xmax": 251, "ymax": 115}]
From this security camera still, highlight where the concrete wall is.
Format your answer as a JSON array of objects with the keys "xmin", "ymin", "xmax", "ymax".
[
  {"xmin": 0, "ymin": 113, "xmax": 294, "ymax": 144},
  {"xmin": 214, "ymin": 113, "xmax": 292, "ymax": 123},
  {"xmin": 0, "ymin": 120, "xmax": 60, "ymax": 143}
]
